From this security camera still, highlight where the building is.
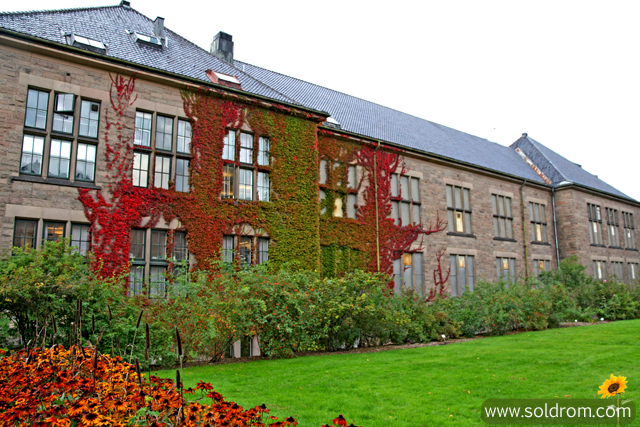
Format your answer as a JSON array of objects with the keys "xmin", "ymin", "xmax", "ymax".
[{"xmin": 0, "ymin": 1, "xmax": 637, "ymax": 297}]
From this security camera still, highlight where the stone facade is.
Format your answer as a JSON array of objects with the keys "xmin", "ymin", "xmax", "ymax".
[{"xmin": 1, "ymin": 24, "xmax": 639, "ymax": 299}]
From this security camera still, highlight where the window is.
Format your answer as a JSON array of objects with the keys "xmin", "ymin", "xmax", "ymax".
[
  {"xmin": 593, "ymin": 260, "xmax": 606, "ymax": 280},
  {"xmin": 42, "ymin": 221, "xmax": 65, "ymax": 244},
  {"xmin": 20, "ymin": 135, "xmax": 44, "ymax": 175},
  {"xmin": 623, "ymin": 212, "xmax": 635, "ymax": 249},
  {"xmin": 154, "ymin": 155, "xmax": 171, "ymax": 189},
  {"xmin": 221, "ymin": 130, "xmax": 270, "ymax": 202},
  {"xmin": 390, "ymin": 174, "xmax": 421, "ymax": 226},
  {"xmin": 222, "ymin": 164, "xmax": 235, "ymax": 198},
  {"xmin": 149, "ymin": 266, "xmax": 167, "ymax": 298},
  {"xmin": 13, "ymin": 219, "xmax": 37, "ymax": 249},
  {"xmin": 392, "ymin": 252, "xmax": 424, "ymax": 295},
  {"xmin": 222, "ymin": 235, "xmax": 234, "ymax": 263},
  {"xmin": 130, "ymin": 229, "xmax": 146, "ymax": 261},
  {"xmin": 588, "ymin": 203, "xmax": 603, "ymax": 245},
  {"xmin": 534, "ymin": 259, "xmax": 551, "ymax": 277},
  {"xmin": 492, "ymin": 195, "xmax": 514, "ymax": 239},
  {"xmin": 258, "ymin": 137, "xmax": 270, "ymax": 166},
  {"xmin": 70, "ymin": 223, "xmax": 91, "ymax": 255},
  {"xmin": 221, "ymin": 235, "xmax": 269, "ymax": 266},
  {"xmin": 48, "ymin": 139, "xmax": 72, "ymax": 179},
  {"xmin": 257, "ymin": 171, "xmax": 270, "ymax": 202},
  {"xmin": 611, "ymin": 261, "xmax": 623, "ymax": 280},
  {"xmin": 133, "ymin": 152, "xmax": 149, "ymax": 187},
  {"xmin": 629, "ymin": 263, "xmax": 637, "ymax": 283},
  {"xmin": 155, "ymin": 116, "xmax": 173, "ymax": 151},
  {"xmin": 20, "ymin": 88, "xmax": 100, "ymax": 184},
  {"xmin": 134, "ymin": 111, "xmax": 152, "ymax": 147},
  {"xmin": 496, "ymin": 257, "xmax": 516, "ymax": 283},
  {"xmin": 52, "ymin": 93, "xmax": 75, "ymax": 134},
  {"xmin": 175, "ymin": 158, "xmax": 189, "ymax": 192},
  {"xmin": 529, "ymin": 202, "xmax": 548, "ymax": 243},
  {"xmin": 606, "ymin": 208, "xmax": 620, "ymax": 247},
  {"xmin": 177, "ymin": 119, "xmax": 192, "ymax": 154},
  {"xmin": 319, "ymin": 159, "xmax": 327, "ymax": 184},
  {"xmin": 258, "ymin": 238, "xmax": 269, "ymax": 264},
  {"xmin": 446, "ymin": 185, "xmax": 471, "ymax": 234},
  {"xmin": 24, "ymin": 89, "xmax": 49, "ymax": 129},
  {"xmin": 129, "ymin": 266, "xmax": 145, "ymax": 296},
  {"xmin": 150, "ymin": 230, "xmax": 167, "ymax": 261},
  {"xmin": 450, "ymin": 254, "xmax": 475, "ymax": 296},
  {"xmin": 75, "ymin": 143, "xmax": 97, "ymax": 181},
  {"xmin": 172, "ymin": 231, "xmax": 189, "ymax": 262},
  {"xmin": 239, "ymin": 236, "xmax": 252, "ymax": 266},
  {"xmin": 79, "ymin": 100, "xmax": 100, "ymax": 138}
]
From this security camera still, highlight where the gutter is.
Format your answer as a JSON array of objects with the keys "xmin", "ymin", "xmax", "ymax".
[
  {"xmin": 551, "ymin": 187, "xmax": 561, "ymax": 267},
  {"xmin": 520, "ymin": 179, "xmax": 529, "ymax": 279}
]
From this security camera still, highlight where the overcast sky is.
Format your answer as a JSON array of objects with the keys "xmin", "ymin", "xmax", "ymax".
[{"xmin": 5, "ymin": 0, "xmax": 640, "ymax": 200}]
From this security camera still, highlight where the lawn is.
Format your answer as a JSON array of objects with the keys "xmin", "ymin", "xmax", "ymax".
[{"xmin": 155, "ymin": 320, "xmax": 640, "ymax": 426}]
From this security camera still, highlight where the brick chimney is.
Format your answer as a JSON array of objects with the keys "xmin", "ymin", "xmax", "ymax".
[{"xmin": 210, "ymin": 32, "xmax": 234, "ymax": 63}]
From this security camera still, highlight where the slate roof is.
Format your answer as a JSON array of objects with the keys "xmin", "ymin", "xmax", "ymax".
[
  {"xmin": 0, "ymin": 4, "xmax": 296, "ymax": 104},
  {"xmin": 235, "ymin": 61, "xmax": 545, "ymax": 183},
  {"xmin": 0, "ymin": 2, "xmax": 633, "ymax": 200},
  {"xmin": 511, "ymin": 134, "xmax": 630, "ymax": 199}
]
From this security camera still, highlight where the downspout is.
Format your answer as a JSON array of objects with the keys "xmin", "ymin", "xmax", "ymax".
[
  {"xmin": 374, "ymin": 141, "xmax": 381, "ymax": 272},
  {"xmin": 520, "ymin": 179, "xmax": 529, "ymax": 279},
  {"xmin": 551, "ymin": 187, "xmax": 560, "ymax": 267}
]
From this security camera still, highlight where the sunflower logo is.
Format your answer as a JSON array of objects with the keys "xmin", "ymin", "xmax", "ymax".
[{"xmin": 598, "ymin": 374, "xmax": 627, "ymax": 399}]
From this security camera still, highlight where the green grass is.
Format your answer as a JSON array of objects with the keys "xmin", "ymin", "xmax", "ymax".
[{"xmin": 155, "ymin": 320, "xmax": 640, "ymax": 426}]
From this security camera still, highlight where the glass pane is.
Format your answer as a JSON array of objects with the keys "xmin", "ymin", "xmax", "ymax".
[
  {"xmin": 506, "ymin": 198, "xmax": 512, "ymax": 217},
  {"xmin": 391, "ymin": 201, "xmax": 398, "ymax": 225},
  {"xmin": 347, "ymin": 194, "xmax": 357, "ymax": 219},
  {"xmin": 411, "ymin": 178, "xmax": 420, "ymax": 202},
  {"xmin": 464, "ymin": 212, "xmax": 472, "ymax": 234},
  {"xmin": 463, "ymin": 188, "xmax": 470, "ymax": 211},
  {"xmin": 454, "ymin": 187, "xmax": 462, "ymax": 209},
  {"xmin": 319, "ymin": 159, "xmax": 327, "ymax": 184},
  {"xmin": 447, "ymin": 210, "xmax": 454, "ymax": 232},
  {"xmin": 446, "ymin": 185, "xmax": 452, "ymax": 208},
  {"xmin": 467, "ymin": 256, "xmax": 475, "ymax": 292},
  {"xmin": 391, "ymin": 174, "xmax": 398, "ymax": 198},
  {"xmin": 450, "ymin": 255, "xmax": 458, "ymax": 297},
  {"xmin": 498, "ymin": 196, "xmax": 505, "ymax": 216},
  {"xmin": 456, "ymin": 212, "xmax": 463, "ymax": 232},
  {"xmin": 412, "ymin": 204, "xmax": 420, "ymax": 225},
  {"xmin": 400, "ymin": 176, "xmax": 409, "ymax": 200},
  {"xmin": 347, "ymin": 165, "xmax": 356, "ymax": 189},
  {"xmin": 401, "ymin": 202, "xmax": 410, "ymax": 226},
  {"xmin": 492, "ymin": 195, "xmax": 497, "ymax": 215},
  {"xmin": 493, "ymin": 217, "xmax": 499, "ymax": 237}
]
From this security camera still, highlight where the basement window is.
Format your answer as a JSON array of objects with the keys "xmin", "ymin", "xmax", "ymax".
[
  {"xmin": 69, "ymin": 34, "xmax": 106, "ymax": 53},
  {"xmin": 134, "ymin": 32, "xmax": 163, "ymax": 48}
]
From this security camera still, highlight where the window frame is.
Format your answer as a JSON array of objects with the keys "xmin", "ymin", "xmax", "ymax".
[
  {"xmin": 221, "ymin": 129, "xmax": 271, "ymax": 203},
  {"xmin": 70, "ymin": 223, "xmax": 91, "ymax": 255},
  {"xmin": 529, "ymin": 202, "xmax": 548, "ymax": 243},
  {"xmin": 13, "ymin": 219, "xmax": 38, "ymax": 250},
  {"xmin": 24, "ymin": 88, "xmax": 49, "ymax": 130},
  {"xmin": 496, "ymin": 257, "xmax": 516, "ymax": 283},
  {"xmin": 588, "ymin": 203, "xmax": 604, "ymax": 245},
  {"xmin": 623, "ymin": 211, "xmax": 635, "ymax": 249},
  {"xmin": 42, "ymin": 221, "xmax": 66, "ymax": 245},
  {"xmin": 533, "ymin": 259, "xmax": 551, "ymax": 277},
  {"xmin": 492, "ymin": 194, "xmax": 514, "ymax": 240},
  {"xmin": 222, "ymin": 235, "xmax": 270, "ymax": 267},
  {"xmin": 446, "ymin": 185, "xmax": 472, "ymax": 235},
  {"xmin": 606, "ymin": 208, "xmax": 621, "ymax": 247},
  {"xmin": 450, "ymin": 254, "xmax": 475, "ymax": 296},
  {"xmin": 390, "ymin": 173, "xmax": 421, "ymax": 226},
  {"xmin": 593, "ymin": 260, "xmax": 607, "ymax": 280},
  {"xmin": 392, "ymin": 252, "xmax": 424, "ymax": 296},
  {"xmin": 52, "ymin": 92, "xmax": 76, "ymax": 135}
]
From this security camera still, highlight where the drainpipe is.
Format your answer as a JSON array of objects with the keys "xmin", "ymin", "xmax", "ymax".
[
  {"xmin": 374, "ymin": 141, "xmax": 381, "ymax": 272},
  {"xmin": 551, "ymin": 187, "xmax": 560, "ymax": 267},
  {"xmin": 520, "ymin": 179, "xmax": 529, "ymax": 279}
]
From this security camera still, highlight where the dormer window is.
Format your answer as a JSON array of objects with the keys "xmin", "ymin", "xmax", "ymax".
[
  {"xmin": 69, "ymin": 34, "xmax": 106, "ymax": 53},
  {"xmin": 134, "ymin": 32, "xmax": 163, "ymax": 48}
]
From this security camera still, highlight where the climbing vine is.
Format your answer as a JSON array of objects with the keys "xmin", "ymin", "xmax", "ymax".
[
  {"xmin": 77, "ymin": 74, "xmax": 169, "ymax": 280},
  {"xmin": 77, "ymin": 74, "xmax": 445, "ymax": 287}
]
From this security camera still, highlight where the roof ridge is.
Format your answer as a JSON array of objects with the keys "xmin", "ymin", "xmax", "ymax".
[
  {"xmin": 0, "ymin": 3, "xmax": 120, "ymax": 16},
  {"xmin": 525, "ymin": 136, "xmax": 569, "ymax": 183}
]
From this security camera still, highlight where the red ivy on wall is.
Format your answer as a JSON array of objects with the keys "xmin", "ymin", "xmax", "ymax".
[{"xmin": 78, "ymin": 74, "xmax": 169, "ymax": 280}]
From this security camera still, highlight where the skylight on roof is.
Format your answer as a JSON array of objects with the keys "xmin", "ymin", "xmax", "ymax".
[
  {"xmin": 134, "ymin": 32, "xmax": 163, "ymax": 47},
  {"xmin": 213, "ymin": 71, "xmax": 240, "ymax": 85},
  {"xmin": 69, "ymin": 34, "xmax": 106, "ymax": 53}
]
